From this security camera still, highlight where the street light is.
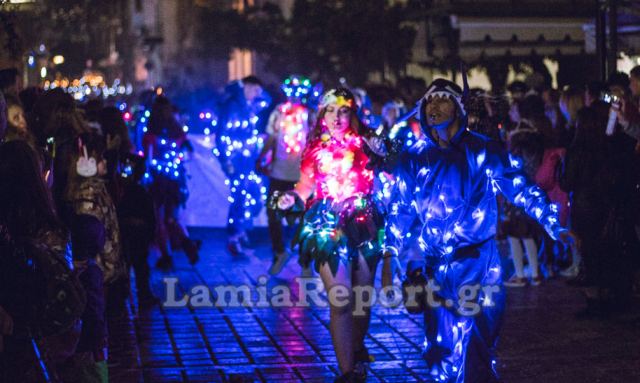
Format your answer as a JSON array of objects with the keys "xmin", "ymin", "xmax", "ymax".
[{"xmin": 52, "ymin": 55, "xmax": 65, "ymax": 65}]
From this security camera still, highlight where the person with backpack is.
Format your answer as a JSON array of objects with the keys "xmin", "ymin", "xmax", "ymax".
[{"xmin": 65, "ymin": 132, "xmax": 127, "ymax": 311}]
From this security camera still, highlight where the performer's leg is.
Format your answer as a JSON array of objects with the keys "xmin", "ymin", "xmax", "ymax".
[
  {"xmin": 319, "ymin": 260, "xmax": 354, "ymax": 375},
  {"xmin": 425, "ymin": 241, "xmax": 504, "ymax": 383},
  {"xmin": 227, "ymin": 175, "xmax": 243, "ymax": 235},
  {"xmin": 351, "ymin": 253, "xmax": 377, "ymax": 355},
  {"xmin": 165, "ymin": 202, "xmax": 199, "ymax": 264},
  {"xmin": 464, "ymin": 313, "xmax": 502, "ymax": 383},
  {"xmin": 155, "ymin": 203, "xmax": 172, "ymax": 268},
  {"xmin": 267, "ymin": 179, "xmax": 295, "ymax": 254},
  {"xmin": 461, "ymin": 242, "xmax": 505, "ymax": 383},
  {"xmin": 422, "ymin": 299, "xmax": 473, "ymax": 382},
  {"xmin": 227, "ymin": 176, "xmax": 250, "ymax": 254},
  {"xmin": 131, "ymin": 239, "xmax": 155, "ymax": 301},
  {"xmin": 267, "ymin": 179, "xmax": 297, "ymax": 275}
]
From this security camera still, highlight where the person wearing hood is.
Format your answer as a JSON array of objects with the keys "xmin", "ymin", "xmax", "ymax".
[{"xmin": 381, "ymin": 78, "xmax": 577, "ymax": 382}]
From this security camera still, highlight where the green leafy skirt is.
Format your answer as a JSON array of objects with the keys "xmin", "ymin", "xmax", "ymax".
[{"xmin": 292, "ymin": 195, "xmax": 384, "ymax": 276}]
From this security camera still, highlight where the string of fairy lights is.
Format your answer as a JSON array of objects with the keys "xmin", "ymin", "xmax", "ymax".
[{"xmin": 44, "ymin": 76, "xmax": 133, "ymax": 101}]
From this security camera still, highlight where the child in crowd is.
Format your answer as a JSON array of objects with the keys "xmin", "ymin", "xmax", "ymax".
[
  {"xmin": 66, "ymin": 132, "xmax": 127, "ymax": 307},
  {"xmin": 61, "ymin": 214, "xmax": 109, "ymax": 383},
  {"xmin": 502, "ymin": 128, "xmax": 545, "ymax": 286}
]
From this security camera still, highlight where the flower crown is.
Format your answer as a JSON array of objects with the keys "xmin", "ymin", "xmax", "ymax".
[{"xmin": 320, "ymin": 90, "xmax": 354, "ymax": 109}]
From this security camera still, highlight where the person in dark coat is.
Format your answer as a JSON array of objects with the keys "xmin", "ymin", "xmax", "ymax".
[
  {"xmin": 561, "ymin": 102, "xmax": 639, "ymax": 316},
  {"xmin": 117, "ymin": 154, "xmax": 157, "ymax": 304}
]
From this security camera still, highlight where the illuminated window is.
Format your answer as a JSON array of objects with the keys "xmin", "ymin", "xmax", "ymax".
[
  {"xmin": 228, "ymin": 49, "xmax": 255, "ymax": 81},
  {"xmin": 232, "ymin": 0, "xmax": 255, "ymax": 12}
]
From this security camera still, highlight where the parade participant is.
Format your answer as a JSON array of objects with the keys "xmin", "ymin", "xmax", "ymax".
[
  {"xmin": 381, "ymin": 78, "xmax": 576, "ymax": 382},
  {"xmin": 257, "ymin": 75, "xmax": 313, "ymax": 276},
  {"xmin": 143, "ymin": 96, "xmax": 199, "ymax": 268},
  {"xmin": 383, "ymin": 100, "xmax": 422, "ymax": 151},
  {"xmin": 352, "ymin": 88, "xmax": 382, "ymax": 130},
  {"xmin": 118, "ymin": 153, "xmax": 158, "ymax": 304},
  {"xmin": 214, "ymin": 76, "xmax": 271, "ymax": 255},
  {"xmin": 502, "ymin": 128, "xmax": 544, "ymax": 287},
  {"xmin": 381, "ymin": 100, "xmax": 406, "ymax": 130},
  {"xmin": 274, "ymin": 88, "xmax": 382, "ymax": 383}
]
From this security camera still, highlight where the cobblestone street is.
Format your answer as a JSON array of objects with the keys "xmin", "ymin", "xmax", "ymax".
[{"xmin": 109, "ymin": 228, "xmax": 640, "ymax": 383}]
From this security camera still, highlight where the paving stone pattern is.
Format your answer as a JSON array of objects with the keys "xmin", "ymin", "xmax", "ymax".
[{"xmin": 109, "ymin": 228, "xmax": 640, "ymax": 383}]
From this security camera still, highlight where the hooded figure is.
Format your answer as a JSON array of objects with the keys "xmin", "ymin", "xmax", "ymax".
[{"xmin": 383, "ymin": 78, "xmax": 575, "ymax": 382}]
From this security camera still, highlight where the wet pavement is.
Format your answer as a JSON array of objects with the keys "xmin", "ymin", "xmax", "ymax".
[{"xmin": 109, "ymin": 228, "xmax": 640, "ymax": 383}]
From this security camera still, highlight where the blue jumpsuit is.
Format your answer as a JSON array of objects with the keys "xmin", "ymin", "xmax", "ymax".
[
  {"xmin": 214, "ymin": 85, "xmax": 271, "ymax": 234},
  {"xmin": 385, "ymin": 123, "xmax": 565, "ymax": 382}
]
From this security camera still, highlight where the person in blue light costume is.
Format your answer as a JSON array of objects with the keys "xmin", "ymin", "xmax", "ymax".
[
  {"xmin": 214, "ymin": 76, "xmax": 272, "ymax": 255},
  {"xmin": 381, "ymin": 78, "xmax": 577, "ymax": 383},
  {"xmin": 143, "ymin": 95, "xmax": 200, "ymax": 268}
]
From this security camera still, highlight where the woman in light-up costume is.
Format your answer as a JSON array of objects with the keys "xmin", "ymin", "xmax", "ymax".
[
  {"xmin": 381, "ymin": 79, "xmax": 576, "ymax": 382},
  {"xmin": 274, "ymin": 88, "xmax": 382, "ymax": 383},
  {"xmin": 144, "ymin": 96, "xmax": 200, "ymax": 267}
]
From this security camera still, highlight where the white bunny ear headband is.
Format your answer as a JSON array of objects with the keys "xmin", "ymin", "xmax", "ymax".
[{"xmin": 76, "ymin": 138, "xmax": 97, "ymax": 177}]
